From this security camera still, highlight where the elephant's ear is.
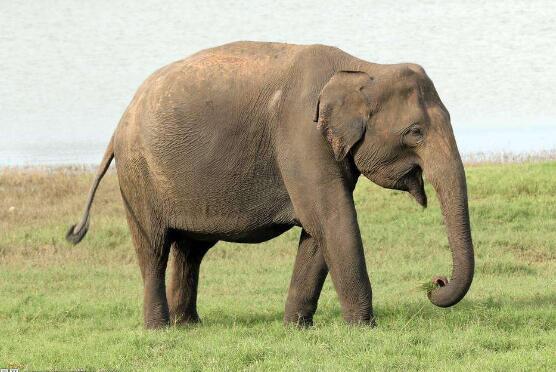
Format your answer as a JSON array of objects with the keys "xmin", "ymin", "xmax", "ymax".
[{"xmin": 313, "ymin": 71, "xmax": 373, "ymax": 161}]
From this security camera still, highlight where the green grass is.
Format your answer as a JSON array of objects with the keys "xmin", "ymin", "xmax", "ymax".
[{"xmin": 0, "ymin": 162, "xmax": 555, "ymax": 371}]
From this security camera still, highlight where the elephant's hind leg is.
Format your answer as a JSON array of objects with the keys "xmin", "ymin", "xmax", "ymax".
[
  {"xmin": 167, "ymin": 238, "xmax": 215, "ymax": 326},
  {"xmin": 284, "ymin": 230, "xmax": 328, "ymax": 327},
  {"xmin": 123, "ymin": 198, "xmax": 172, "ymax": 329}
]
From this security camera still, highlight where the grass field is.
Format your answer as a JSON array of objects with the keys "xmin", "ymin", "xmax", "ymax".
[{"xmin": 0, "ymin": 162, "xmax": 555, "ymax": 371}]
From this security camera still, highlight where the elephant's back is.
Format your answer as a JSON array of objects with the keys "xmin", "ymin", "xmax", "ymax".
[
  {"xmin": 114, "ymin": 42, "xmax": 311, "ymax": 153},
  {"xmin": 112, "ymin": 42, "xmax": 308, "ymax": 220},
  {"xmin": 112, "ymin": 41, "xmax": 361, "ymax": 178},
  {"xmin": 111, "ymin": 41, "xmax": 357, "ymax": 235},
  {"xmin": 113, "ymin": 41, "xmax": 358, "ymax": 160},
  {"xmin": 133, "ymin": 41, "xmax": 352, "ymax": 98},
  {"xmin": 180, "ymin": 40, "xmax": 344, "ymax": 75}
]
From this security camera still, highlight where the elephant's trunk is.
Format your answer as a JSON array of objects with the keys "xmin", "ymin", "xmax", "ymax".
[{"xmin": 422, "ymin": 133, "xmax": 474, "ymax": 307}]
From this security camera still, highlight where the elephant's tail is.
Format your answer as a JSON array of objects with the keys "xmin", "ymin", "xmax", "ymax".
[{"xmin": 66, "ymin": 135, "xmax": 115, "ymax": 244}]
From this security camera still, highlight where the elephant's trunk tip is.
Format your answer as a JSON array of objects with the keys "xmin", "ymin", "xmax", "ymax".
[
  {"xmin": 425, "ymin": 276, "xmax": 449, "ymax": 304},
  {"xmin": 431, "ymin": 275, "xmax": 448, "ymax": 288},
  {"xmin": 426, "ymin": 271, "xmax": 473, "ymax": 308}
]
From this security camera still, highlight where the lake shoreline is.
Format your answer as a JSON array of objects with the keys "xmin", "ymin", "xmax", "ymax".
[{"xmin": 1, "ymin": 150, "xmax": 555, "ymax": 171}]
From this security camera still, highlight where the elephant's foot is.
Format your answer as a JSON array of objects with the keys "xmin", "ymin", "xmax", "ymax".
[
  {"xmin": 342, "ymin": 309, "xmax": 376, "ymax": 327},
  {"xmin": 170, "ymin": 311, "xmax": 201, "ymax": 326},
  {"xmin": 284, "ymin": 312, "xmax": 314, "ymax": 328},
  {"xmin": 142, "ymin": 275, "xmax": 171, "ymax": 329},
  {"xmin": 144, "ymin": 302, "xmax": 170, "ymax": 329}
]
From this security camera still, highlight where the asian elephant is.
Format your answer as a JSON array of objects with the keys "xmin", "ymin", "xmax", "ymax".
[{"xmin": 67, "ymin": 41, "xmax": 474, "ymax": 329}]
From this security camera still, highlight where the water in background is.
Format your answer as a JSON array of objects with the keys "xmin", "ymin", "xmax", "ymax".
[{"xmin": 1, "ymin": 0, "xmax": 555, "ymax": 166}]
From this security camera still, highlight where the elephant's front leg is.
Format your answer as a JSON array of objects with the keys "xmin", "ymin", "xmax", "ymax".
[
  {"xmin": 294, "ymin": 191, "xmax": 375, "ymax": 325},
  {"xmin": 321, "ymin": 217, "xmax": 375, "ymax": 325},
  {"xmin": 284, "ymin": 230, "xmax": 328, "ymax": 326}
]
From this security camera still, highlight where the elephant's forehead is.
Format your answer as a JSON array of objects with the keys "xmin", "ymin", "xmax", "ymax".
[{"xmin": 426, "ymin": 104, "xmax": 450, "ymax": 123}]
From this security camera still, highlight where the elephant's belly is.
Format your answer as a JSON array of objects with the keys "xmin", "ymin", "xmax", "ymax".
[
  {"xmin": 165, "ymin": 187, "xmax": 298, "ymax": 243},
  {"xmin": 181, "ymin": 223, "xmax": 295, "ymax": 244}
]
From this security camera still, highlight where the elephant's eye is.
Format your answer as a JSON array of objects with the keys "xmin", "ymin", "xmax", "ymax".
[
  {"xmin": 402, "ymin": 124, "xmax": 424, "ymax": 147},
  {"xmin": 410, "ymin": 127, "xmax": 422, "ymax": 136}
]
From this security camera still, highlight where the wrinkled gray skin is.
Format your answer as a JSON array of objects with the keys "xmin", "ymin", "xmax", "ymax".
[{"xmin": 67, "ymin": 41, "xmax": 474, "ymax": 329}]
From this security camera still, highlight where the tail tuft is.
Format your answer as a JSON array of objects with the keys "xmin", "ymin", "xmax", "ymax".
[{"xmin": 66, "ymin": 223, "xmax": 89, "ymax": 245}]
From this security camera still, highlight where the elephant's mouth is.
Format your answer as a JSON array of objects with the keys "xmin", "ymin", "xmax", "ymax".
[{"xmin": 396, "ymin": 165, "xmax": 427, "ymax": 208}]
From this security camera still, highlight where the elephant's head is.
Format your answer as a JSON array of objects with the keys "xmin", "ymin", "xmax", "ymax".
[{"xmin": 314, "ymin": 66, "xmax": 474, "ymax": 307}]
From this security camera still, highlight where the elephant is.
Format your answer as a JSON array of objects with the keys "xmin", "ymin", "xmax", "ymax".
[{"xmin": 67, "ymin": 41, "xmax": 474, "ymax": 329}]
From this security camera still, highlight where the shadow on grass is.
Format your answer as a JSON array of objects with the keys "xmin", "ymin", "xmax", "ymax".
[
  {"xmin": 453, "ymin": 292, "xmax": 556, "ymax": 310},
  {"xmin": 366, "ymin": 292, "xmax": 556, "ymax": 327},
  {"xmin": 196, "ymin": 292, "xmax": 556, "ymax": 328},
  {"xmin": 313, "ymin": 292, "xmax": 556, "ymax": 327},
  {"xmin": 202, "ymin": 310, "xmax": 285, "ymax": 327}
]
